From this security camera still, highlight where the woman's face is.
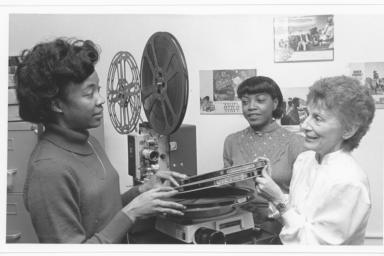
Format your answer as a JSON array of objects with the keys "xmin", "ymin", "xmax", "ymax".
[
  {"xmin": 241, "ymin": 92, "xmax": 277, "ymax": 130},
  {"xmin": 301, "ymin": 102, "xmax": 345, "ymax": 158},
  {"xmin": 57, "ymin": 71, "xmax": 105, "ymax": 131}
]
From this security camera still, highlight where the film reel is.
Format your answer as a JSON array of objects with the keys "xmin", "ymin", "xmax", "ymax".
[
  {"xmin": 176, "ymin": 160, "xmax": 266, "ymax": 194},
  {"xmin": 166, "ymin": 187, "xmax": 253, "ymax": 220},
  {"xmin": 141, "ymin": 32, "xmax": 189, "ymax": 135},
  {"xmin": 107, "ymin": 51, "xmax": 141, "ymax": 134}
]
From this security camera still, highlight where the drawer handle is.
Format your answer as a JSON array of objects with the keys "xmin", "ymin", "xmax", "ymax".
[
  {"xmin": 7, "ymin": 169, "xmax": 17, "ymax": 192},
  {"xmin": 7, "ymin": 203, "xmax": 17, "ymax": 215},
  {"xmin": 8, "ymin": 169, "xmax": 17, "ymax": 175},
  {"xmin": 6, "ymin": 232, "xmax": 22, "ymax": 242}
]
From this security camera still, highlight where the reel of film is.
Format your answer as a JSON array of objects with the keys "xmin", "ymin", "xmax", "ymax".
[
  {"xmin": 169, "ymin": 187, "xmax": 254, "ymax": 220},
  {"xmin": 176, "ymin": 160, "xmax": 266, "ymax": 194},
  {"xmin": 103, "ymin": 32, "xmax": 266, "ymax": 243},
  {"xmin": 106, "ymin": 51, "xmax": 142, "ymax": 134},
  {"xmin": 141, "ymin": 32, "xmax": 189, "ymax": 136},
  {"xmin": 160, "ymin": 160, "xmax": 266, "ymax": 219},
  {"xmin": 107, "ymin": 32, "xmax": 189, "ymax": 136},
  {"xmin": 106, "ymin": 32, "xmax": 191, "ymax": 184}
]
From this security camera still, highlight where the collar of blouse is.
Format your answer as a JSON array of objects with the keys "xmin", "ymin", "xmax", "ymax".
[{"xmin": 247, "ymin": 121, "xmax": 279, "ymax": 137}]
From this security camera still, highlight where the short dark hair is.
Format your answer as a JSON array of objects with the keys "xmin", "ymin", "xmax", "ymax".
[
  {"xmin": 15, "ymin": 38, "xmax": 100, "ymax": 124},
  {"xmin": 237, "ymin": 76, "xmax": 284, "ymax": 119},
  {"xmin": 307, "ymin": 76, "xmax": 375, "ymax": 151}
]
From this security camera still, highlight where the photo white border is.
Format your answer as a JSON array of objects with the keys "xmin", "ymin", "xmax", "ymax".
[
  {"xmin": 1, "ymin": 1, "xmax": 384, "ymax": 256},
  {"xmin": 273, "ymin": 14, "xmax": 334, "ymax": 63}
]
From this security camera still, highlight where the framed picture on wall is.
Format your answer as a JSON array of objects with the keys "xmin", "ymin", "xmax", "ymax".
[
  {"xmin": 274, "ymin": 15, "xmax": 334, "ymax": 63},
  {"xmin": 279, "ymin": 86, "xmax": 309, "ymax": 135},
  {"xmin": 349, "ymin": 62, "xmax": 384, "ymax": 109},
  {"xmin": 199, "ymin": 69, "xmax": 257, "ymax": 115}
]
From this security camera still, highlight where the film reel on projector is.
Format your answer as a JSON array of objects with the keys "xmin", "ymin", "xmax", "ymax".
[
  {"xmin": 107, "ymin": 32, "xmax": 189, "ymax": 136},
  {"xmin": 106, "ymin": 51, "xmax": 141, "ymax": 134},
  {"xmin": 141, "ymin": 32, "xmax": 189, "ymax": 135},
  {"xmin": 105, "ymin": 32, "xmax": 264, "ymax": 222}
]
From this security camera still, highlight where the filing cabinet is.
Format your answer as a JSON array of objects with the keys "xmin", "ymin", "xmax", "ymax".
[
  {"xmin": 7, "ymin": 122, "xmax": 40, "ymax": 243},
  {"xmin": 7, "ymin": 122, "xmax": 40, "ymax": 193},
  {"xmin": 6, "ymin": 194, "xmax": 38, "ymax": 243},
  {"xmin": 7, "ymin": 121, "xmax": 40, "ymax": 243}
]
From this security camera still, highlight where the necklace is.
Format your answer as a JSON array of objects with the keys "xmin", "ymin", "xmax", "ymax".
[{"xmin": 88, "ymin": 141, "xmax": 106, "ymax": 177}]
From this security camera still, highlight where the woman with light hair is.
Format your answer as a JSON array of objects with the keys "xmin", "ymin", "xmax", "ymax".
[{"xmin": 255, "ymin": 76, "xmax": 375, "ymax": 245}]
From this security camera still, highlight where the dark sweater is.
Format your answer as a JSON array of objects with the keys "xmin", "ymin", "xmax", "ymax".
[{"xmin": 23, "ymin": 124, "xmax": 140, "ymax": 243}]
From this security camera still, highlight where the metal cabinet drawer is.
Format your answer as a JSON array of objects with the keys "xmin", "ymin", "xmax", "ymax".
[
  {"xmin": 7, "ymin": 193, "xmax": 38, "ymax": 243},
  {"xmin": 7, "ymin": 122, "xmax": 39, "ymax": 193},
  {"xmin": 8, "ymin": 87, "xmax": 18, "ymax": 105},
  {"xmin": 8, "ymin": 105, "xmax": 22, "ymax": 122}
]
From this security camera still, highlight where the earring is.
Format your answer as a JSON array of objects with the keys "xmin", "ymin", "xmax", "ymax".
[{"xmin": 51, "ymin": 101, "xmax": 63, "ymax": 113}]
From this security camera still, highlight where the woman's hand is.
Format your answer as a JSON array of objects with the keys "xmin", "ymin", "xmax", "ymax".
[
  {"xmin": 139, "ymin": 170, "xmax": 188, "ymax": 193},
  {"xmin": 122, "ymin": 186, "xmax": 186, "ymax": 222},
  {"xmin": 254, "ymin": 160, "xmax": 284, "ymax": 204}
]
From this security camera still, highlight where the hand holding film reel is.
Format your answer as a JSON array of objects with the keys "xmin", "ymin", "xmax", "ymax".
[
  {"xmin": 122, "ymin": 187, "xmax": 186, "ymax": 222},
  {"xmin": 162, "ymin": 159, "xmax": 267, "ymax": 219},
  {"xmin": 138, "ymin": 170, "xmax": 189, "ymax": 193},
  {"xmin": 254, "ymin": 158, "xmax": 287, "ymax": 214}
]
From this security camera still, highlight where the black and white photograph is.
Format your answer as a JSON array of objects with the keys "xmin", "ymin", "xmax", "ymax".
[
  {"xmin": 200, "ymin": 69, "xmax": 257, "ymax": 114},
  {"xmin": 274, "ymin": 15, "xmax": 334, "ymax": 63},
  {"xmin": 2, "ymin": 3, "xmax": 384, "ymax": 256},
  {"xmin": 349, "ymin": 62, "xmax": 384, "ymax": 109},
  {"xmin": 279, "ymin": 87, "xmax": 309, "ymax": 134}
]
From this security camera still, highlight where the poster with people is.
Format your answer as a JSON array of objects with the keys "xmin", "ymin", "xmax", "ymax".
[
  {"xmin": 349, "ymin": 62, "xmax": 384, "ymax": 109},
  {"xmin": 199, "ymin": 69, "xmax": 257, "ymax": 114},
  {"xmin": 274, "ymin": 14, "xmax": 334, "ymax": 62},
  {"xmin": 279, "ymin": 86, "xmax": 309, "ymax": 134}
]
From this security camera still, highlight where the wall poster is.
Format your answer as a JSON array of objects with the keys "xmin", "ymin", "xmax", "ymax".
[
  {"xmin": 349, "ymin": 62, "xmax": 384, "ymax": 109},
  {"xmin": 199, "ymin": 69, "xmax": 257, "ymax": 114},
  {"xmin": 274, "ymin": 14, "xmax": 334, "ymax": 63},
  {"xmin": 279, "ymin": 86, "xmax": 309, "ymax": 135}
]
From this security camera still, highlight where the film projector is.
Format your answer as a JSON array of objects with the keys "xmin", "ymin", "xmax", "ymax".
[{"xmin": 106, "ymin": 32, "xmax": 270, "ymax": 244}]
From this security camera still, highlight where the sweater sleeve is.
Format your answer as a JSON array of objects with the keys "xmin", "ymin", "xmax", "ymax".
[
  {"xmin": 25, "ymin": 159, "xmax": 134, "ymax": 243},
  {"xmin": 223, "ymin": 135, "xmax": 234, "ymax": 168},
  {"xmin": 121, "ymin": 186, "xmax": 141, "ymax": 206}
]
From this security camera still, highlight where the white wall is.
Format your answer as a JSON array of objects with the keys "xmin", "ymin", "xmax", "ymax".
[{"xmin": 9, "ymin": 13, "xmax": 383, "ymax": 240}]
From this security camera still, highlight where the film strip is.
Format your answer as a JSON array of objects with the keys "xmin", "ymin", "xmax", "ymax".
[{"xmin": 176, "ymin": 160, "xmax": 266, "ymax": 194}]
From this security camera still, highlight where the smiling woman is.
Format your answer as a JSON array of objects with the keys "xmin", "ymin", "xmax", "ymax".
[
  {"xmin": 255, "ymin": 76, "xmax": 376, "ymax": 245},
  {"xmin": 302, "ymin": 104, "xmax": 347, "ymax": 161},
  {"xmin": 223, "ymin": 76, "xmax": 305, "ymax": 243}
]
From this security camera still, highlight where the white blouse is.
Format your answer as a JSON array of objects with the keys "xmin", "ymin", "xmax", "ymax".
[{"xmin": 279, "ymin": 150, "xmax": 371, "ymax": 245}]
